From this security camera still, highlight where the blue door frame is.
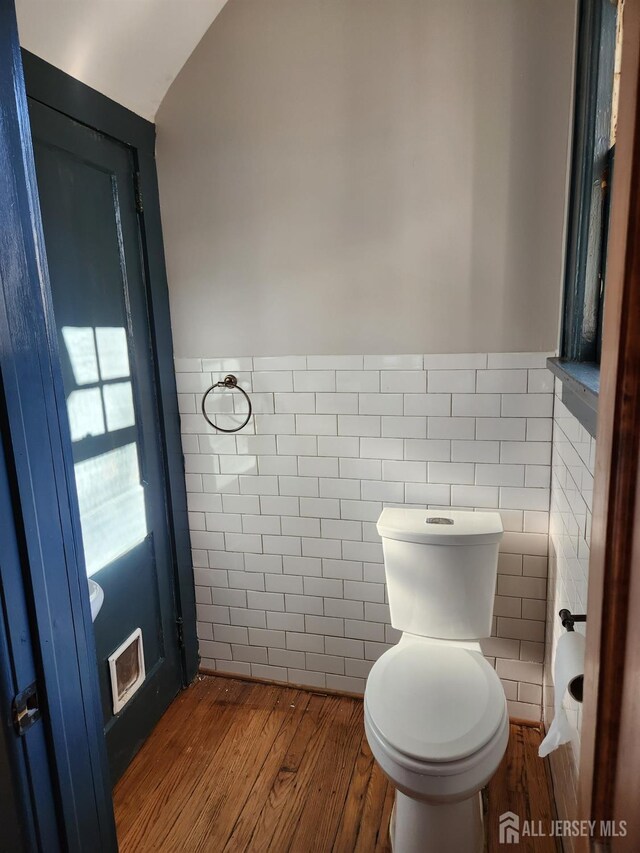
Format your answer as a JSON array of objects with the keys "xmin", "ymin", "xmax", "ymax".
[{"xmin": 0, "ymin": 0, "xmax": 196, "ymax": 846}]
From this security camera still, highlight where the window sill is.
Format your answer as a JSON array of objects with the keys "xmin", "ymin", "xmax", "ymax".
[{"xmin": 547, "ymin": 357, "xmax": 599, "ymax": 438}]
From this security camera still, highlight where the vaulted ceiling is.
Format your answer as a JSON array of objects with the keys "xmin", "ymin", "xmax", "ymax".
[{"xmin": 15, "ymin": 0, "xmax": 229, "ymax": 120}]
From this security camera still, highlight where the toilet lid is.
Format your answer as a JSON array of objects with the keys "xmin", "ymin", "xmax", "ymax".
[{"xmin": 365, "ymin": 640, "xmax": 506, "ymax": 763}]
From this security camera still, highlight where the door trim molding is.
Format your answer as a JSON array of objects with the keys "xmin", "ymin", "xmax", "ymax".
[
  {"xmin": 21, "ymin": 49, "xmax": 199, "ymax": 683},
  {"xmin": 578, "ymin": 0, "xmax": 640, "ymax": 848}
]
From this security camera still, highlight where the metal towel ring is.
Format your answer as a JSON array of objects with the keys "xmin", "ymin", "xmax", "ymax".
[{"xmin": 201, "ymin": 375, "xmax": 252, "ymax": 433}]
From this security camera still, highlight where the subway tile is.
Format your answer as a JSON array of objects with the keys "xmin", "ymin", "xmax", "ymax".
[
  {"xmin": 525, "ymin": 466, "xmax": 551, "ymax": 488},
  {"xmin": 302, "ymin": 537, "xmax": 342, "ymax": 559},
  {"xmin": 360, "ymin": 480, "xmax": 404, "ymax": 503},
  {"xmin": 452, "ymin": 394, "xmax": 501, "ymax": 417},
  {"xmin": 337, "ymin": 415, "xmax": 381, "ymax": 436},
  {"xmin": 296, "ymin": 414, "xmax": 337, "ymax": 435},
  {"xmin": 236, "ymin": 434, "xmax": 277, "ymax": 455},
  {"xmin": 279, "ymin": 476, "xmax": 319, "ymax": 497},
  {"xmin": 293, "ymin": 370, "xmax": 335, "ymax": 392},
  {"xmin": 229, "ymin": 608, "xmax": 266, "ymax": 629},
  {"xmin": 285, "ymin": 594, "xmax": 323, "ymax": 615},
  {"xmin": 501, "ymin": 394, "xmax": 553, "ymax": 418},
  {"xmin": 359, "ymin": 393, "xmax": 403, "ymax": 415},
  {"xmin": 277, "ymin": 434, "xmax": 317, "ymax": 455},
  {"xmin": 318, "ymin": 435, "xmax": 360, "ymax": 457},
  {"xmin": 404, "ymin": 483, "xmax": 451, "ymax": 505},
  {"xmin": 219, "ymin": 455, "xmax": 258, "ymax": 475},
  {"xmin": 305, "ymin": 615, "xmax": 345, "ymax": 636},
  {"xmin": 286, "ymin": 631, "xmax": 325, "ymax": 653},
  {"xmin": 475, "ymin": 418, "xmax": 526, "ymax": 441},
  {"xmin": 526, "ymin": 418, "xmax": 553, "ymax": 442},
  {"xmin": 404, "ymin": 394, "xmax": 451, "ymax": 416},
  {"xmin": 324, "ymin": 598, "xmax": 364, "ymax": 619},
  {"xmin": 322, "ymin": 559, "xmax": 363, "ymax": 581},
  {"xmin": 428, "ymin": 461, "xmax": 474, "ymax": 485},
  {"xmin": 343, "ymin": 540, "xmax": 383, "ymax": 563},
  {"xmin": 344, "ymin": 580, "xmax": 385, "ymax": 602},
  {"xmin": 382, "ymin": 416, "xmax": 427, "ymax": 438},
  {"xmin": 423, "ymin": 353, "xmax": 487, "ymax": 369},
  {"xmin": 405, "ymin": 439, "xmax": 450, "ymax": 462},
  {"xmin": 248, "ymin": 628, "xmax": 286, "ymax": 648},
  {"xmin": 319, "ymin": 477, "xmax": 361, "ymax": 499},
  {"xmin": 268, "ymin": 648, "xmax": 306, "ymax": 668},
  {"xmin": 239, "ymin": 475, "xmax": 279, "ymax": 496},
  {"xmin": 360, "ymin": 437, "xmax": 404, "ymax": 460},
  {"xmin": 258, "ymin": 455, "xmax": 298, "ymax": 476},
  {"xmin": 499, "ymin": 487, "xmax": 550, "ymax": 512},
  {"xmin": 225, "ymin": 532, "xmax": 262, "ymax": 554},
  {"xmin": 263, "ymin": 535, "xmax": 302, "ymax": 556},
  {"xmin": 300, "ymin": 497, "xmax": 341, "ymax": 518},
  {"xmin": 528, "ymin": 369, "xmax": 554, "ymax": 393},
  {"xmin": 267, "ymin": 611, "xmax": 305, "ymax": 631},
  {"xmin": 476, "ymin": 369, "xmax": 527, "ymax": 393},
  {"xmin": 274, "ymin": 392, "xmax": 315, "ymax": 414},
  {"xmin": 321, "ymin": 518, "xmax": 362, "ymax": 541},
  {"xmin": 305, "ymin": 653, "xmax": 344, "ymax": 675},
  {"xmin": 344, "ymin": 619, "xmax": 384, "ymax": 642},
  {"xmin": 487, "ymin": 352, "xmax": 552, "ymax": 369},
  {"xmin": 307, "ymin": 355, "xmax": 363, "ymax": 370},
  {"xmin": 254, "ymin": 415, "xmax": 296, "ymax": 433},
  {"xmin": 428, "ymin": 370, "xmax": 476, "ymax": 393},
  {"xmin": 340, "ymin": 458, "xmax": 381, "ymax": 480},
  {"xmin": 340, "ymin": 499, "xmax": 383, "ymax": 521},
  {"xmin": 244, "ymin": 553, "xmax": 282, "ymax": 574},
  {"xmin": 253, "ymin": 356, "xmax": 307, "ymax": 371},
  {"xmin": 252, "ymin": 371, "xmax": 292, "ymax": 392},
  {"xmin": 365, "ymin": 355, "xmax": 423, "ymax": 370},
  {"xmin": 336, "ymin": 371, "xmax": 379, "ymax": 392},
  {"xmin": 281, "ymin": 515, "xmax": 321, "ymax": 538},
  {"xmin": 283, "ymin": 555, "xmax": 322, "ymax": 577},
  {"xmin": 260, "ymin": 495, "xmax": 299, "ymax": 516},
  {"xmin": 451, "ymin": 440, "xmax": 499, "ymax": 463},
  {"xmin": 451, "ymin": 485, "xmax": 499, "ymax": 508},
  {"xmin": 476, "ymin": 463, "xmax": 525, "ymax": 487},
  {"xmin": 203, "ymin": 357, "xmax": 254, "ymax": 373},
  {"xmin": 316, "ymin": 393, "xmax": 359, "ymax": 414},
  {"xmin": 202, "ymin": 474, "xmax": 239, "ymax": 494},
  {"xmin": 382, "ymin": 460, "xmax": 427, "ymax": 482},
  {"xmin": 381, "ymin": 371, "xmax": 426, "ymax": 393},
  {"xmin": 428, "ymin": 417, "xmax": 475, "ymax": 439},
  {"xmin": 500, "ymin": 441, "xmax": 551, "ymax": 465}
]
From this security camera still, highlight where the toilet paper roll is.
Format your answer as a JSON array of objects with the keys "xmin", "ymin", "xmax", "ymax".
[{"xmin": 539, "ymin": 630, "xmax": 586, "ymax": 758}]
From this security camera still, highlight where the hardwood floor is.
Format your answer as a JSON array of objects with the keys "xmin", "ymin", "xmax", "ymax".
[{"xmin": 114, "ymin": 675, "xmax": 558, "ymax": 852}]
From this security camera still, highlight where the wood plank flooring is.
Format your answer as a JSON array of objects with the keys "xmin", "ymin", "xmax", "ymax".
[{"xmin": 114, "ymin": 675, "xmax": 558, "ymax": 853}]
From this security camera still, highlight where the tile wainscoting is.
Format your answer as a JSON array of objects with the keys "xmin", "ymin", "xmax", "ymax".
[
  {"xmin": 175, "ymin": 352, "xmax": 555, "ymax": 721},
  {"xmin": 544, "ymin": 379, "xmax": 595, "ymax": 847}
]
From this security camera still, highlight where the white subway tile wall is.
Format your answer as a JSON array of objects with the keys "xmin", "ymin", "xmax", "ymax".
[
  {"xmin": 176, "ymin": 353, "xmax": 555, "ymax": 720},
  {"xmin": 544, "ymin": 379, "xmax": 595, "ymax": 837}
]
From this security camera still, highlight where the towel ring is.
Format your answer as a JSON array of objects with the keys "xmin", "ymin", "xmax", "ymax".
[{"xmin": 201, "ymin": 375, "xmax": 252, "ymax": 433}]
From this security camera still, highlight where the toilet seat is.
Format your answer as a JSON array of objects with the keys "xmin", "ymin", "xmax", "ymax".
[{"xmin": 364, "ymin": 637, "xmax": 506, "ymax": 764}]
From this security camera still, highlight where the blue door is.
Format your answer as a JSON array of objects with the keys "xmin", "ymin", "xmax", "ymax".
[{"xmin": 29, "ymin": 100, "xmax": 184, "ymax": 782}]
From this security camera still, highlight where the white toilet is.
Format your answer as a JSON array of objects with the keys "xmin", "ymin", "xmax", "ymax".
[{"xmin": 364, "ymin": 508, "xmax": 509, "ymax": 853}]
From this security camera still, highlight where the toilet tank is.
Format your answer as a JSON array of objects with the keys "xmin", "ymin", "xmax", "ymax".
[{"xmin": 377, "ymin": 509, "xmax": 503, "ymax": 640}]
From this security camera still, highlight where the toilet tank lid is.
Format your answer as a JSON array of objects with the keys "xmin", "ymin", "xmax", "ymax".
[{"xmin": 376, "ymin": 508, "xmax": 503, "ymax": 545}]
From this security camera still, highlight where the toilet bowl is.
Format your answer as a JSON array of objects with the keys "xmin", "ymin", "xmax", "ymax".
[{"xmin": 365, "ymin": 509, "xmax": 508, "ymax": 853}]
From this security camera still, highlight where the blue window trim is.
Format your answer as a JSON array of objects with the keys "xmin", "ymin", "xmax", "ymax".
[{"xmin": 552, "ymin": 0, "xmax": 618, "ymax": 437}]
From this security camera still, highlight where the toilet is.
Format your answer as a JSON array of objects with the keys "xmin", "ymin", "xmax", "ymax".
[{"xmin": 364, "ymin": 508, "xmax": 509, "ymax": 853}]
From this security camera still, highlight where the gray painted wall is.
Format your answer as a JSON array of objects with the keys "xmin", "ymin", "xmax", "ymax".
[{"xmin": 157, "ymin": 0, "xmax": 577, "ymax": 357}]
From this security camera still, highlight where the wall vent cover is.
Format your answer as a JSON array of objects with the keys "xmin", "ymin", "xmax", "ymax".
[{"xmin": 108, "ymin": 628, "xmax": 145, "ymax": 714}]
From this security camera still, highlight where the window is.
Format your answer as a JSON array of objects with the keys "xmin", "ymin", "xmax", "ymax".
[{"xmin": 549, "ymin": 0, "xmax": 621, "ymax": 435}]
